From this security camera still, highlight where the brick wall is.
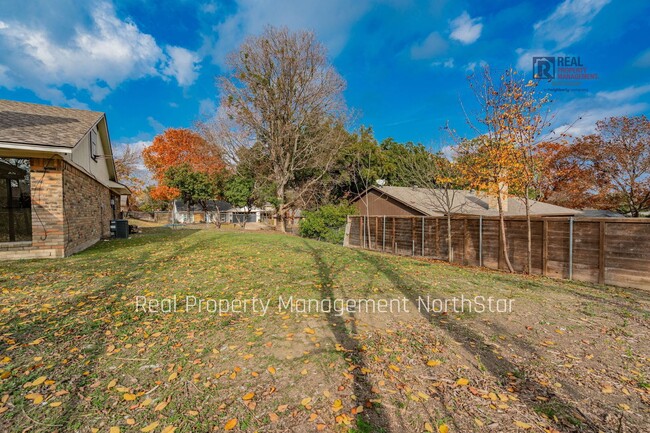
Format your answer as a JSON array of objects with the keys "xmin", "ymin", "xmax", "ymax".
[
  {"xmin": 0, "ymin": 157, "xmax": 114, "ymax": 260},
  {"xmin": 62, "ymin": 162, "xmax": 113, "ymax": 256}
]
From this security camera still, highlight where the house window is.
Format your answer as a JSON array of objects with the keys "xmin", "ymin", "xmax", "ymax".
[
  {"xmin": 0, "ymin": 158, "xmax": 31, "ymax": 243},
  {"xmin": 90, "ymin": 130, "xmax": 98, "ymax": 161}
]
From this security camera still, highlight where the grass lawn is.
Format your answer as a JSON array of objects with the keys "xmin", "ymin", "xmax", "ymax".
[{"xmin": 1, "ymin": 226, "xmax": 648, "ymax": 432}]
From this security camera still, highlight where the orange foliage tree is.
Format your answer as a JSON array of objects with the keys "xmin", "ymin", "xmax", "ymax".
[
  {"xmin": 143, "ymin": 128, "xmax": 226, "ymax": 183},
  {"xmin": 142, "ymin": 128, "xmax": 227, "ymax": 209}
]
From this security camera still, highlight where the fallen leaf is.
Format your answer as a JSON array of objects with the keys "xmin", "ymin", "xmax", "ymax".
[
  {"xmin": 514, "ymin": 421, "xmax": 532, "ymax": 429},
  {"xmin": 141, "ymin": 421, "xmax": 160, "ymax": 432},
  {"xmin": 438, "ymin": 424, "xmax": 449, "ymax": 433},
  {"xmin": 242, "ymin": 392, "xmax": 255, "ymax": 401},
  {"xmin": 456, "ymin": 378, "xmax": 469, "ymax": 386},
  {"xmin": 224, "ymin": 418, "xmax": 238, "ymax": 430},
  {"xmin": 267, "ymin": 366, "xmax": 276, "ymax": 375}
]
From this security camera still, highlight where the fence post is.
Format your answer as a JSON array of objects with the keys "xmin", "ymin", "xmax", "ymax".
[
  {"xmin": 382, "ymin": 216, "xmax": 386, "ymax": 251},
  {"xmin": 542, "ymin": 219, "xmax": 548, "ymax": 276},
  {"xmin": 435, "ymin": 218, "xmax": 440, "ymax": 259},
  {"xmin": 479, "ymin": 216, "xmax": 483, "ymax": 267},
  {"xmin": 410, "ymin": 217, "xmax": 415, "ymax": 256},
  {"xmin": 392, "ymin": 217, "xmax": 396, "ymax": 254},
  {"xmin": 359, "ymin": 217, "xmax": 363, "ymax": 248},
  {"xmin": 422, "ymin": 217, "xmax": 425, "ymax": 256},
  {"xmin": 463, "ymin": 218, "xmax": 468, "ymax": 265},
  {"xmin": 599, "ymin": 221, "xmax": 606, "ymax": 284},
  {"xmin": 568, "ymin": 217, "xmax": 574, "ymax": 280}
]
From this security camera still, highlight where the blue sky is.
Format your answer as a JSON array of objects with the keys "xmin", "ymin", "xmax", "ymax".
[{"xmin": 1, "ymin": 0, "xmax": 649, "ymax": 159}]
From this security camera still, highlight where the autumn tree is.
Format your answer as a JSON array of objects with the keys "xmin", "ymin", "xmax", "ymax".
[
  {"xmin": 536, "ymin": 140, "xmax": 598, "ymax": 209},
  {"xmin": 492, "ymin": 68, "xmax": 551, "ymax": 273},
  {"xmin": 572, "ymin": 116, "xmax": 650, "ymax": 216},
  {"xmin": 217, "ymin": 26, "xmax": 348, "ymax": 232},
  {"xmin": 142, "ymin": 128, "xmax": 227, "ymax": 212},
  {"xmin": 454, "ymin": 65, "xmax": 531, "ymax": 273}
]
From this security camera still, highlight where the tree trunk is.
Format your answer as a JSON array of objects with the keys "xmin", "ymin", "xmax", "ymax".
[
  {"xmin": 276, "ymin": 183, "xmax": 287, "ymax": 233},
  {"xmin": 214, "ymin": 208, "xmax": 222, "ymax": 229},
  {"xmin": 446, "ymin": 214, "xmax": 453, "ymax": 262},
  {"xmin": 525, "ymin": 192, "xmax": 532, "ymax": 274},
  {"xmin": 497, "ymin": 194, "xmax": 515, "ymax": 272}
]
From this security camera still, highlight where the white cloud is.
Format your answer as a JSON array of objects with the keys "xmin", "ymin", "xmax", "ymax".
[
  {"xmin": 202, "ymin": 0, "xmax": 372, "ymax": 66},
  {"xmin": 533, "ymin": 0, "xmax": 610, "ymax": 51},
  {"xmin": 410, "ymin": 32, "xmax": 448, "ymax": 59},
  {"xmin": 449, "ymin": 11, "xmax": 483, "ymax": 45},
  {"xmin": 163, "ymin": 46, "xmax": 201, "ymax": 87},
  {"xmin": 516, "ymin": 0, "xmax": 610, "ymax": 70},
  {"xmin": 147, "ymin": 116, "xmax": 165, "ymax": 133},
  {"xmin": 198, "ymin": 98, "xmax": 217, "ymax": 117},
  {"xmin": 0, "ymin": 1, "xmax": 200, "ymax": 105},
  {"xmin": 548, "ymin": 83, "xmax": 650, "ymax": 137}
]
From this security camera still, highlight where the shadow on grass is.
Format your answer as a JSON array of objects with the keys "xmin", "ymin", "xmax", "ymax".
[
  {"xmin": 355, "ymin": 249, "xmax": 602, "ymax": 433},
  {"xmin": 302, "ymin": 240, "xmax": 392, "ymax": 433}
]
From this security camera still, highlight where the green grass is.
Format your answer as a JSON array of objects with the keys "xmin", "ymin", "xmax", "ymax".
[{"xmin": 0, "ymin": 227, "xmax": 648, "ymax": 432}]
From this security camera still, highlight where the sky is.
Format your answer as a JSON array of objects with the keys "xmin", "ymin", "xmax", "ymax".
[{"xmin": 1, "ymin": 0, "xmax": 649, "ymax": 160}]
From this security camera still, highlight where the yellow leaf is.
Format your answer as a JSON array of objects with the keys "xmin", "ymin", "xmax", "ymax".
[
  {"xmin": 438, "ymin": 424, "xmax": 449, "ymax": 433},
  {"xmin": 161, "ymin": 426, "xmax": 176, "ymax": 433},
  {"xmin": 388, "ymin": 364, "xmax": 400, "ymax": 372},
  {"xmin": 268, "ymin": 366, "xmax": 276, "ymax": 375},
  {"xmin": 301, "ymin": 397, "xmax": 312, "ymax": 407},
  {"xmin": 141, "ymin": 421, "xmax": 160, "ymax": 432},
  {"xmin": 49, "ymin": 401, "xmax": 62, "ymax": 407},
  {"xmin": 31, "ymin": 376, "xmax": 47, "ymax": 387},
  {"xmin": 514, "ymin": 421, "xmax": 532, "ymax": 429},
  {"xmin": 109, "ymin": 427, "xmax": 120, "ymax": 433},
  {"xmin": 154, "ymin": 401, "xmax": 169, "ymax": 411},
  {"xmin": 123, "ymin": 393, "xmax": 136, "ymax": 401},
  {"xmin": 332, "ymin": 399, "xmax": 343, "ymax": 412},
  {"xmin": 107, "ymin": 379, "xmax": 117, "ymax": 389},
  {"xmin": 456, "ymin": 378, "xmax": 469, "ymax": 386},
  {"xmin": 474, "ymin": 418, "xmax": 484, "ymax": 427},
  {"xmin": 426, "ymin": 360, "xmax": 441, "ymax": 367},
  {"xmin": 304, "ymin": 328, "xmax": 315, "ymax": 335},
  {"xmin": 224, "ymin": 418, "xmax": 238, "ymax": 430},
  {"xmin": 424, "ymin": 422, "xmax": 434, "ymax": 432},
  {"xmin": 242, "ymin": 392, "xmax": 255, "ymax": 401},
  {"xmin": 168, "ymin": 372, "xmax": 178, "ymax": 381}
]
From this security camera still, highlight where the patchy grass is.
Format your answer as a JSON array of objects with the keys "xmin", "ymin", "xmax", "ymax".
[{"xmin": 0, "ymin": 227, "xmax": 648, "ymax": 432}]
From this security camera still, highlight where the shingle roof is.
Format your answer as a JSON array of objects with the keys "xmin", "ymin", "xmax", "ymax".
[
  {"xmin": 0, "ymin": 99, "xmax": 103, "ymax": 148},
  {"xmin": 370, "ymin": 186, "xmax": 579, "ymax": 217}
]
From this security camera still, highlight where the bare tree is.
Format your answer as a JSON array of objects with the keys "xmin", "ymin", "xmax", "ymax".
[
  {"xmin": 217, "ymin": 26, "xmax": 348, "ymax": 232},
  {"xmin": 114, "ymin": 144, "xmax": 144, "ymax": 211},
  {"xmin": 396, "ymin": 147, "xmax": 466, "ymax": 262}
]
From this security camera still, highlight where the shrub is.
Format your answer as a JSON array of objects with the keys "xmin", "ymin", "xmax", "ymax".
[{"xmin": 299, "ymin": 203, "xmax": 356, "ymax": 244}]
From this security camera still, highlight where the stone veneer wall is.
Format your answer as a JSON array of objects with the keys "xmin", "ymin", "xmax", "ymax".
[{"xmin": 0, "ymin": 157, "xmax": 113, "ymax": 260}]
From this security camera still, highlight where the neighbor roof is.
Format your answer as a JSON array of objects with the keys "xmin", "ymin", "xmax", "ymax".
[
  {"xmin": 363, "ymin": 186, "xmax": 578, "ymax": 217},
  {"xmin": 0, "ymin": 99, "xmax": 103, "ymax": 148}
]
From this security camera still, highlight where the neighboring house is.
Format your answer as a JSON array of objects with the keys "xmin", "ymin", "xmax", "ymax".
[
  {"xmin": 352, "ymin": 186, "xmax": 581, "ymax": 217},
  {"xmin": 0, "ymin": 99, "xmax": 130, "ymax": 259},
  {"xmin": 172, "ymin": 200, "xmax": 274, "ymax": 224}
]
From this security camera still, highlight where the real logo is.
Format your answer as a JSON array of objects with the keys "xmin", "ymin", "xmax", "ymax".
[{"xmin": 532, "ymin": 56, "xmax": 555, "ymax": 79}]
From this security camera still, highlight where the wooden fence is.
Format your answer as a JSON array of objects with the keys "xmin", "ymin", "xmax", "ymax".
[{"xmin": 344, "ymin": 215, "xmax": 650, "ymax": 290}]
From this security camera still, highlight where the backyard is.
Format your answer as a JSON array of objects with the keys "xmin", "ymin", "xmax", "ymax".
[{"xmin": 0, "ymin": 226, "xmax": 648, "ymax": 432}]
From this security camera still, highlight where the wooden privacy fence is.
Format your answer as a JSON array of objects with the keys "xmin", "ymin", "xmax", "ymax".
[{"xmin": 344, "ymin": 215, "xmax": 650, "ymax": 290}]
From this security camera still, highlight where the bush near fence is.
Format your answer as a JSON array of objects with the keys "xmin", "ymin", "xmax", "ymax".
[{"xmin": 344, "ymin": 215, "xmax": 650, "ymax": 290}]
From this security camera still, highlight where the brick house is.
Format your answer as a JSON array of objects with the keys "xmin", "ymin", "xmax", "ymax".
[{"xmin": 0, "ymin": 99, "xmax": 130, "ymax": 259}]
